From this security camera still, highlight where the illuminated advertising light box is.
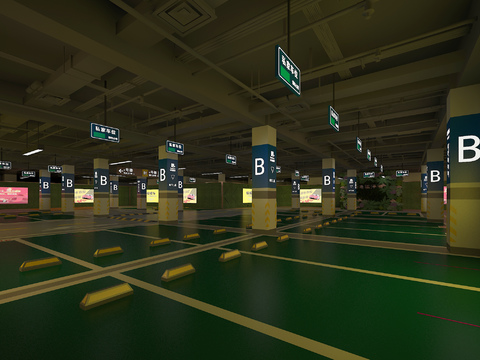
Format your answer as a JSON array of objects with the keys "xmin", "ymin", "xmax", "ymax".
[
  {"xmin": 444, "ymin": 186, "xmax": 447, "ymax": 205},
  {"xmin": 0, "ymin": 187, "xmax": 28, "ymax": 204},
  {"xmin": 183, "ymin": 188, "xmax": 197, "ymax": 203},
  {"xmin": 300, "ymin": 189, "xmax": 322, "ymax": 203},
  {"xmin": 75, "ymin": 189, "xmax": 94, "ymax": 203},
  {"xmin": 147, "ymin": 189, "xmax": 159, "ymax": 203},
  {"xmin": 243, "ymin": 188, "xmax": 252, "ymax": 203}
]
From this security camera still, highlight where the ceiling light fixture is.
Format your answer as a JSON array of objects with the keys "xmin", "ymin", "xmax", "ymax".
[
  {"xmin": 23, "ymin": 148, "xmax": 44, "ymax": 156},
  {"xmin": 109, "ymin": 160, "xmax": 132, "ymax": 165}
]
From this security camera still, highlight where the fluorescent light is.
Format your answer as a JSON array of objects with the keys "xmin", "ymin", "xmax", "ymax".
[
  {"xmin": 23, "ymin": 148, "xmax": 43, "ymax": 156},
  {"xmin": 201, "ymin": 172, "xmax": 222, "ymax": 175},
  {"xmin": 229, "ymin": 175, "xmax": 248, "ymax": 178},
  {"xmin": 109, "ymin": 160, "xmax": 132, "ymax": 165},
  {"xmin": 178, "ymin": 167, "xmax": 186, "ymax": 170}
]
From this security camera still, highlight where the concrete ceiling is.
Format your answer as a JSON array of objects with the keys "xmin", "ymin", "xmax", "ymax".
[{"xmin": 0, "ymin": 0, "xmax": 478, "ymax": 181}]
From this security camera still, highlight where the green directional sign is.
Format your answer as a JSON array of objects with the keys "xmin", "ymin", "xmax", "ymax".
[
  {"xmin": 276, "ymin": 165, "xmax": 281, "ymax": 173},
  {"xmin": 380, "ymin": 164, "xmax": 384, "ymax": 173},
  {"xmin": 329, "ymin": 106, "xmax": 339, "ymax": 131},
  {"xmin": 356, "ymin": 137, "xmax": 362, "ymax": 153},
  {"xmin": 367, "ymin": 149, "xmax": 371, "ymax": 161},
  {"xmin": 48, "ymin": 165, "xmax": 62, "ymax": 173},
  {"xmin": 396, "ymin": 170, "xmax": 409, "ymax": 177},
  {"xmin": 275, "ymin": 45, "xmax": 301, "ymax": 96},
  {"xmin": 363, "ymin": 171, "xmax": 375, "ymax": 178},
  {"xmin": 226, "ymin": 154, "xmax": 236, "ymax": 165},
  {"xmin": 166, "ymin": 140, "xmax": 184, "ymax": 155},
  {"xmin": 21, "ymin": 170, "xmax": 36, "ymax": 178},
  {"xmin": 0, "ymin": 161, "xmax": 12, "ymax": 170},
  {"xmin": 295, "ymin": 170, "xmax": 299, "ymax": 177},
  {"xmin": 374, "ymin": 157, "xmax": 377, "ymax": 167},
  {"xmin": 90, "ymin": 123, "xmax": 120, "ymax": 143}
]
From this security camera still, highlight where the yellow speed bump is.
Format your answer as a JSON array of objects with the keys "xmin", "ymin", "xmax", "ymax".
[
  {"xmin": 251, "ymin": 241, "xmax": 268, "ymax": 251},
  {"xmin": 277, "ymin": 235, "xmax": 289, "ymax": 242},
  {"xmin": 343, "ymin": 216, "xmax": 348, "ymax": 220},
  {"xmin": 80, "ymin": 283, "xmax": 133, "ymax": 310},
  {"xmin": 19, "ymin": 212, "xmax": 28, "ymax": 215},
  {"xmin": 388, "ymin": 212, "xmax": 397, "ymax": 215},
  {"xmin": 93, "ymin": 246, "xmax": 123, "ymax": 258},
  {"xmin": 161, "ymin": 263, "xmax": 195, "ymax": 282},
  {"xmin": 213, "ymin": 229, "xmax": 226, "ymax": 235},
  {"xmin": 219, "ymin": 249, "xmax": 241, "ymax": 262},
  {"xmin": 183, "ymin": 233, "xmax": 200, "ymax": 240},
  {"xmin": 294, "ymin": 216, "xmax": 300, "ymax": 219},
  {"xmin": 246, "ymin": 224, "xmax": 252, "ymax": 229},
  {"xmin": 324, "ymin": 222, "xmax": 330, "ymax": 226},
  {"xmin": 28, "ymin": 213, "xmax": 40, "ymax": 217},
  {"xmin": 371, "ymin": 212, "xmax": 379, "ymax": 215},
  {"xmin": 302, "ymin": 215, "xmax": 308, "ymax": 219},
  {"xmin": 312, "ymin": 213, "xmax": 318, "ymax": 216},
  {"xmin": 407, "ymin": 213, "xmax": 417, "ymax": 216},
  {"xmin": 303, "ymin": 228, "xmax": 312, "ymax": 233},
  {"xmin": 301, "ymin": 209, "xmax": 308, "ymax": 212},
  {"xmin": 285, "ymin": 217, "xmax": 292, "ymax": 221},
  {"xmin": 19, "ymin": 257, "xmax": 62, "ymax": 272},
  {"xmin": 316, "ymin": 224, "xmax": 323, "ymax": 229},
  {"xmin": 149, "ymin": 238, "xmax": 171, "ymax": 247},
  {"xmin": 337, "ymin": 218, "xmax": 343, "ymax": 221},
  {"xmin": 332, "ymin": 220, "xmax": 337, "ymax": 223},
  {"xmin": 277, "ymin": 219, "xmax": 282, "ymax": 223},
  {"xmin": 314, "ymin": 210, "xmax": 321, "ymax": 213},
  {"xmin": 4, "ymin": 215, "xmax": 17, "ymax": 219}
]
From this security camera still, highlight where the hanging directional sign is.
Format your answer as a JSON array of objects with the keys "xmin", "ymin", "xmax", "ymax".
[
  {"xmin": 21, "ymin": 170, "xmax": 36, "ymax": 178},
  {"xmin": 275, "ymin": 45, "xmax": 301, "ymax": 96},
  {"xmin": 380, "ymin": 164, "xmax": 384, "ymax": 173},
  {"xmin": 295, "ymin": 170, "xmax": 299, "ymax": 177},
  {"xmin": 90, "ymin": 123, "xmax": 120, "ymax": 143},
  {"xmin": 0, "ymin": 161, "xmax": 12, "ymax": 170},
  {"xmin": 148, "ymin": 169, "xmax": 158, "ymax": 178},
  {"xmin": 356, "ymin": 137, "xmax": 362, "ymax": 153},
  {"xmin": 329, "ymin": 106, "xmax": 339, "ymax": 132},
  {"xmin": 189, "ymin": 177, "xmax": 196, "ymax": 183},
  {"xmin": 276, "ymin": 165, "xmax": 281, "ymax": 173},
  {"xmin": 226, "ymin": 154, "xmax": 237, "ymax": 165},
  {"xmin": 396, "ymin": 170, "xmax": 409, "ymax": 177},
  {"xmin": 374, "ymin": 157, "xmax": 378, "ymax": 167},
  {"xmin": 166, "ymin": 140, "xmax": 184, "ymax": 155},
  {"xmin": 48, "ymin": 165, "xmax": 62, "ymax": 173},
  {"xmin": 301, "ymin": 175, "xmax": 310, "ymax": 182},
  {"xmin": 363, "ymin": 171, "xmax": 375, "ymax": 178},
  {"xmin": 367, "ymin": 149, "xmax": 372, "ymax": 161}
]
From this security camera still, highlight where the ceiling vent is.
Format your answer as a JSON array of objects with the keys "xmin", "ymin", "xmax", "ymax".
[
  {"xmin": 153, "ymin": 0, "xmax": 216, "ymax": 36},
  {"xmin": 38, "ymin": 93, "xmax": 70, "ymax": 106},
  {"xmin": 278, "ymin": 101, "xmax": 310, "ymax": 113}
]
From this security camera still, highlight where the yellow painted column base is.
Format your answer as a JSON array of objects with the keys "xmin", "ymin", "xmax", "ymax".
[
  {"xmin": 93, "ymin": 196, "xmax": 110, "ymax": 216},
  {"xmin": 322, "ymin": 195, "xmax": 335, "ymax": 215},
  {"xmin": 252, "ymin": 199, "xmax": 277, "ymax": 230},
  {"xmin": 158, "ymin": 196, "xmax": 178, "ymax": 221}
]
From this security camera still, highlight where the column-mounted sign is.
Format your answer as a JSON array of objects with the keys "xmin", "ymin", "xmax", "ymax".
[
  {"xmin": 356, "ymin": 137, "xmax": 362, "ymax": 153},
  {"xmin": 0, "ymin": 161, "xmax": 12, "ymax": 170},
  {"xmin": 322, "ymin": 168, "xmax": 335, "ymax": 192},
  {"xmin": 158, "ymin": 159, "xmax": 178, "ymax": 190},
  {"xmin": 189, "ymin": 177, "xmax": 196, "ymax": 183},
  {"xmin": 276, "ymin": 165, "xmax": 281, "ymax": 173},
  {"xmin": 367, "ymin": 149, "xmax": 372, "ymax": 161},
  {"xmin": 94, "ymin": 169, "xmax": 109, "ymax": 192},
  {"xmin": 62, "ymin": 173, "xmax": 74, "ymax": 193},
  {"xmin": 275, "ymin": 45, "xmax": 301, "ymax": 96},
  {"xmin": 137, "ymin": 178, "xmax": 147, "ymax": 195},
  {"xmin": 374, "ymin": 157, "xmax": 377, "ymax": 167},
  {"xmin": 292, "ymin": 179, "xmax": 300, "ymax": 194},
  {"xmin": 329, "ymin": 106, "xmax": 339, "ymax": 132},
  {"xmin": 347, "ymin": 177, "xmax": 357, "ymax": 194},
  {"xmin": 363, "ymin": 171, "xmax": 375, "ymax": 178},
  {"xmin": 21, "ymin": 170, "xmax": 36, "ymax": 178},
  {"xmin": 427, "ymin": 161, "xmax": 444, "ymax": 191},
  {"xmin": 421, "ymin": 173, "xmax": 428, "ymax": 193},
  {"xmin": 252, "ymin": 144, "xmax": 276, "ymax": 188},
  {"xmin": 48, "ymin": 165, "xmax": 62, "ymax": 173},
  {"xmin": 226, "ymin": 154, "xmax": 237, "ymax": 165},
  {"xmin": 90, "ymin": 123, "xmax": 120, "ymax": 143},
  {"xmin": 166, "ymin": 140, "xmax": 184, "ymax": 155},
  {"xmin": 396, "ymin": 170, "xmax": 409, "ymax": 177}
]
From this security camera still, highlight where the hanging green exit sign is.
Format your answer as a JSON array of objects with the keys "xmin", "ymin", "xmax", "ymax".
[
  {"xmin": 329, "ymin": 106, "xmax": 339, "ymax": 131},
  {"xmin": 275, "ymin": 45, "xmax": 301, "ymax": 96}
]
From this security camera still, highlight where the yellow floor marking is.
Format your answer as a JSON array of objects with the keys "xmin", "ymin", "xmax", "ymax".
[
  {"xmin": 115, "ymin": 274, "xmax": 369, "ymax": 360},
  {"xmin": 105, "ymin": 229, "xmax": 198, "ymax": 246},
  {"xmin": 0, "ymin": 228, "xmax": 23, "ymax": 231},
  {"xmin": 242, "ymin": 251, "xmax": 480, "ymax": 293},
  {"xmin": 328, "ymin": 226, "xmax": 444, "ymax": 237}
]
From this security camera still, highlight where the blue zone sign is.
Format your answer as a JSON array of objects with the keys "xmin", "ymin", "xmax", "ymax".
[
  {"xmin": 94, "ymin": 169, "xmax": 109, "ymax": 192},
  {"xmin": 39, "ymin": 175, "xmax": 50, "ymax": 194},
  {"xmin": 347, "ymin": 177, "xmax": 357, "ymax": 194},
  {"xmin": 421, "ymin": 173, "xmax": 428, "ymax": 193},
  {"xmin": 137, "ymin": 178, "xmax": 147, "ymax": 195},
  {"xmin": 110, "ymin": 180, "xmax": 119, "ymax": 195},
  {"xmin": 178, "ymin": 176, "xmax": 183, "ymax": 194},
  {"xmin": 252, "ymin": 144, "xmax": 276, "ymax": 188},
  {"xmin": 275, "ymin": 45, "xmax": 300, "ymax": 96},
  {"xmin": 427, "ymin": 161, "xmax": 444, "ymax": 192},
  {"xmin": 292, "ymin": 179, "xmax": 300, "ymax": 195},
  {"xmin": 447, "ymin": 114, "xmax": 480, "ymax": 184},
  {"xmin": 323, "ymin": 168, "xmax": 335, "ymax": 192},
  {"xmin": 159, "ymin": 159, "xmax": 178, "ymax": 190},
  {"xmin": 62, "ymin": 173, "xmax": 74, "ymax": 194}
]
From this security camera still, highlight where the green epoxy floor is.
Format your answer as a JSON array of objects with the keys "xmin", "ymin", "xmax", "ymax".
[{"xmin": 1, "ymin": 207, "xmax": 479, "ymax": 359}]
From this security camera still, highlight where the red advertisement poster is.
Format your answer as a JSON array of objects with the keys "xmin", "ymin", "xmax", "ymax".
[{"xmin": 0, "ymin": 187, "xmax": 29, "ymax": 204}]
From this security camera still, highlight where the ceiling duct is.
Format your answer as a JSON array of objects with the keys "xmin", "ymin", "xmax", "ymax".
[{"xmin": 153, "ymin": 0, "xmax": 217, "ymax": 37}]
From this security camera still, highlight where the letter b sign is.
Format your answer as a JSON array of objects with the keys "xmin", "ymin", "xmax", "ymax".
[{"xmin": 324, "ymin": 175, "xmax": 331, "ymax": 186}]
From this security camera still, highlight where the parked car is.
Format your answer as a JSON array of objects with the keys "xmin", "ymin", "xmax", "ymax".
[
  {"xmin": 82, "ymin": 194, "xmax": 93, "ymax": 200},
  {"xmin": 309, "ymin": 194, "xmax": 320, "ymax": 200},
  {"xmin": 187, "ymin": 194, "xmax": 195, "ymax": 200}
]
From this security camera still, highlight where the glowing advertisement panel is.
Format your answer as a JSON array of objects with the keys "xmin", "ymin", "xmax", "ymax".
[
  {"xmin": 300, "ymin": 189, "xmax": 322, "ymax": 203},
  {"xmin": 243, "ymin": 188, "xmax": 252, "ymax": 203},
  {"xmin": 75, "ymin": 189, "xmax": 94, "ymax": 203},
  {"xmin": 147, "ymin": 189, "xmax": 158, "ymax": 203},
  {"xmin": 183, "ymin": 188, "xmax": 197, "ymax": 203},
  {"xmin": 0, "ymin": 187, "xmax": 28, "ymax": 204}
]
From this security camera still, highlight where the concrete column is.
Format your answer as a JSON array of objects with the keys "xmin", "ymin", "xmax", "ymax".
[
  {"xmin": 446, "ymin": 84, "xmax": 480, "ymax": 255},
  {"xmin": 110, "ymin": 175, "xmax": 119, "ymax": 208},
  {"xmin": 61, "ymin": 165, "xmax": 74, "ymax": 214},
  {"xmin": 178, "ymin": 169, "xmax": 184, "ymax": 212},
  {"xmin": 426, "ymin": 149, "xmax": 444, "ymax": 221},
  {"xmin": 322, "ymin": 158, "xmax": 335, "ymax": 215},
  {"xmin": 421, "ymin": 165, "xmax": 427, "ymax": 213},
  {"xmin": 93, "ymin": 158, "xmax": 109, "ymax": 216},
  {"xmin": 137, "ymin": 176, "xmax": 147, "ymax": 210},
  {"xmin": 39, "ymin": 169, "xmax": 51, "ymax": 210},
  {"xmin": 346, "ymin": 169, "xmax": 357, "ymax": 211},
  {"xmin": 158, "ymin": 145, "xmax": 178, "ymax": 222},
  {"xmin": 291, "ymin": 172, "xmax": 300, "ymax": 209},
  {"xmin": 252, "ymin": 125, "xmax": 277, "ymax": 232}
]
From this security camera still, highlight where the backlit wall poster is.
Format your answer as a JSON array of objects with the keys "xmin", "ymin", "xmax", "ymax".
[
  {"xmin": 444, "ymin": 186, "xmax": 447, "ymax": 205},
  {"xmin": 0, "ymin": 187, "xmax": 28, "ymax": 204},
  {"xmin": 243, "ymin": 188, "xmax": 252, "ymax": 203},
  {"xmin": 300, "ymin": 189, "xmax": 322, "ymax": 203},
  {"xmin": 75, "ymin": 189, "xmax": 94, "ymax": 203},
  {"xmin": 183, "ymin": 188, "xmax": 197, "ymax": 203},
  {"xmin": 147, "ymin": 189, "xmax": 159, "ymax": 203}
]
